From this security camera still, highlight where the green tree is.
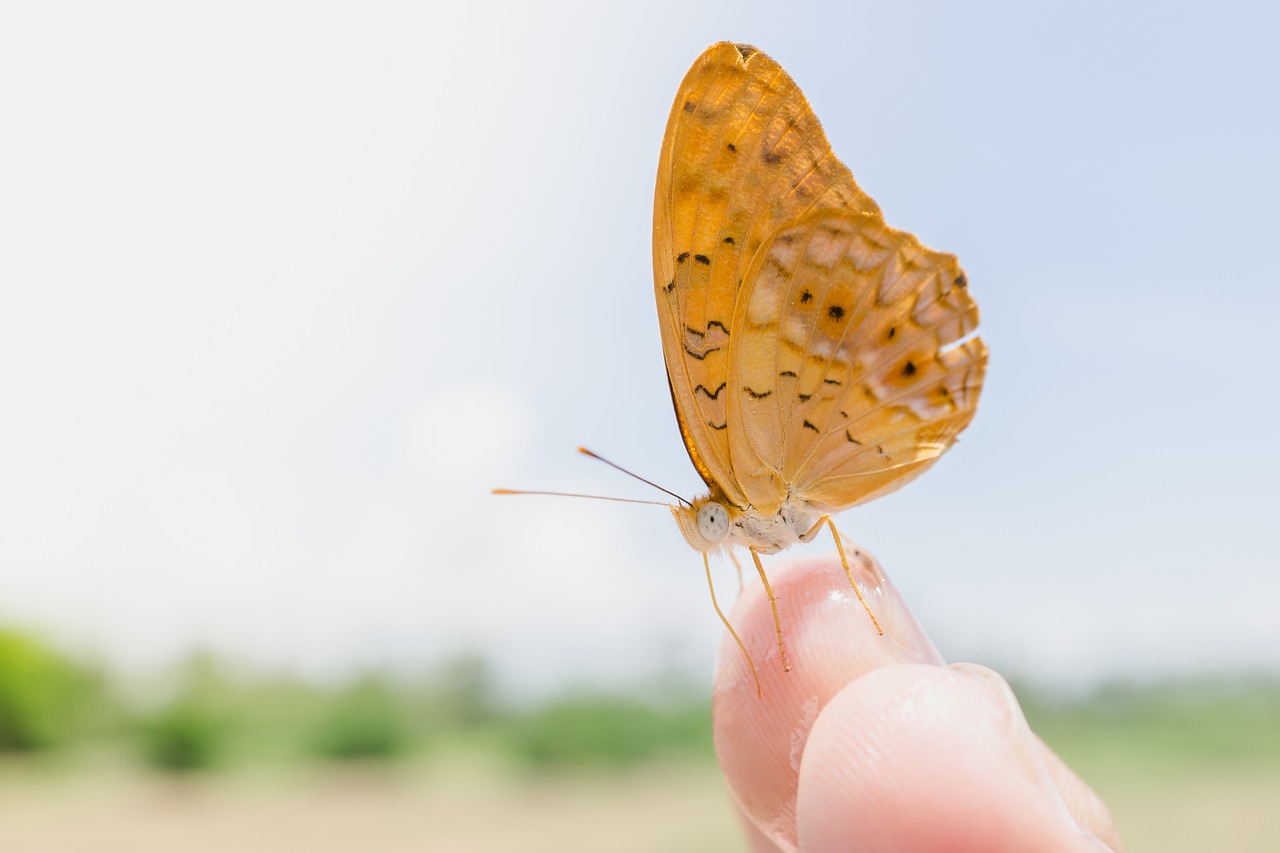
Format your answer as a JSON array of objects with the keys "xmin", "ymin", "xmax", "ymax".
[{"xmin": 0, "ymin": 628, "xmax": 96, "ymax": 751}]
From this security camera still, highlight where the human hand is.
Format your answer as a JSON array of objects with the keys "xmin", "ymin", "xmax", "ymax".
[{"xmin": 712, "ymin": 550, "xmax": 1123, "ymax": 852}]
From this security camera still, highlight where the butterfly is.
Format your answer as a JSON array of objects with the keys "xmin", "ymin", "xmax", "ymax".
[{"xmin": 653, "ymin": 43, "xmax": 986, "ymax": 686}]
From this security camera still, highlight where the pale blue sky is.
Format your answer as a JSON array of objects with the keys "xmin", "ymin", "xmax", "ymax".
[{"xmin": 1, "ymin": 1, "xmax": 1276, "ymax": 694}]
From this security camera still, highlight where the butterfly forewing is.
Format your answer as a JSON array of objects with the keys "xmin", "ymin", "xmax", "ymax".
[{"xmin": 654, "ymin": 43, "xmax": 878, "ymax": 502}]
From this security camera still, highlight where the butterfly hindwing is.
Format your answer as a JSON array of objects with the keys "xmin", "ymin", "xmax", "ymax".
[{"xmin": 727, "ymin": 209, "xmax": 986, "ymax": 512}]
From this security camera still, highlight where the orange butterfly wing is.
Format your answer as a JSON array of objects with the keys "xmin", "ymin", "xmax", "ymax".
[
  {"xmin": 653, "ymin": 43, "xmax": 878, "ymax": 505},
  {"xmin": 654, "ymin": 43, "xmax": 984, "ymax": 512},
  {"xmin": 728, "ymin": 208, "xmax": 985, "ymax": 513}
]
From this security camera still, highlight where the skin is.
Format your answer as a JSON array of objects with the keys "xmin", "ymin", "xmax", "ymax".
[{"xmin": 711, "ymin": 555, "xmax": 1123, "ymax": 853}]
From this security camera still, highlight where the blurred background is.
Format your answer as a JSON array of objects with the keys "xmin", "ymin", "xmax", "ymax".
[{"xmin": 1, "ymin": 1, "xmax": 1277, "ymax": 850}]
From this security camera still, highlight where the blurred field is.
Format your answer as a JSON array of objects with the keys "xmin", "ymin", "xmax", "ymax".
[
  {"xmin": 0, "ymin": 759, "xmax": 742, "ymax": 853},
  {"xmin": 1, "ymin": 751, "xmax": 1279, "ymax": 851},
  {"xmin": 1023, "ymin": 676, "xmax": 1280, "ymax": 851},
  {"xmin": 1089, "ymin": 765, "xmax": 1280, "ymax": 852},
  {"xmin": 1, "ymin": 630, "xmax": 1278, "ymax": 851}
]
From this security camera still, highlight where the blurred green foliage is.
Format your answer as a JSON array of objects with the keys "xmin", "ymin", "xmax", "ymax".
[
  {"xmin": 309, "ymin": 675, "xmax": 410, "ymax": 761},
  {"xmin": 1019, "ymin": 674, "xmax": 1280, "ymax": 774},
  {"xmin": 429, "ymin": 653, "xmax": 497, "ymax": 728},
  {"xmin": 139, "ymin": 700, "xmax": 224, "ymax": 772},
  {"xmin": 0, "ymin": 629, "xmax": 100, "ymax": 752},
  {"xmin": 136, "ymin": 654, "xmax": 229, "ymax": 772},
  {"xmin": 1, "ymin": 621, "xmax": 1277, "ymax": 782},
  {"xmin": 508, "ymin": 694, "xmax": 714, "ymax": 769}
]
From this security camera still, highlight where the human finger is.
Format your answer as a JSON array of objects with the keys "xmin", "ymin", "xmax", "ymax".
[
  {"xmin": 796, "ymin": 663, "xmax": 1120, "ymax": 851},
  {"xmin": 712, "ymin": 550, "xmax": 940, "ymax": 850},
  {"xmin": 711, "ymin": 552, "xmax": 1121, "ymax": 852}
]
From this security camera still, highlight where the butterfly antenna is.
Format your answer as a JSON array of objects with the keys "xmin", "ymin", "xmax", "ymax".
[
  {"xmin": 491, "ymin": 489, "xmax": 669, "ymax": 507},
  {"xmin": 577, "ymin": 447, "xmax": 692, "ymax": 507}
]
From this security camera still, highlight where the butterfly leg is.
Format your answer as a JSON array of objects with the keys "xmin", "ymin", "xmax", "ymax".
[
  {"xmin": 749, "ymin": 547, "xmax": 792, "ymax": 672},
  {"xmin": 704, "ymin": 552, "xmax": 761, "ymax": 696},
  {"xmin": 727, "ymin": 550, "xmax": 745, "ymax": 593},
  {"xmin": 807, "ymin": 516, "xmax": 885, "ymax": 636}
]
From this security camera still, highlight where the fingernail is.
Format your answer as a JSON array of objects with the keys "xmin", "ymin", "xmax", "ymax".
[
  {"xmin": 948, "ymin": 662, "xmax": 1023, "ymax": 729},
  {"xmin": 836, "ymin": 547, "xmax": 944, "ymax": 667},
  {"xmin": 950, "ymin": 663, "xmax": 1088, "ymax": 834}
]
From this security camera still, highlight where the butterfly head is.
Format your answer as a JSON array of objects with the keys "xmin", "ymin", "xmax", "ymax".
[{"xmin": 671, "ymin": 494, "xmax": 735, "ymax": 553}]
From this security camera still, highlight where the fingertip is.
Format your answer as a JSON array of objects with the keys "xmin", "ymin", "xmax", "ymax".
[
  {"xmin": 712, "ymin": 553, "xmax": 941, "ymax": 850},
  {"xmin": 795, "ymin": 666, "xmax": 1117, "ymax": 852},
  {"xmin": 711, "ymin": 556, "xmax": 1119, "ymax": 851}
]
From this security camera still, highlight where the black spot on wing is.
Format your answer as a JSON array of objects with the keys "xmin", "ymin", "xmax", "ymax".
[
  {"xmin": 709, "ymin": 420, "xmax": 728, "ymax": 431},
  {"xmin": 683, "ymin": 343, "xmax": 721, "ymax": 360},
  {"xmin": 706, "ymin": 320, "xmax": 729, "ymax": 336},
  {"xmin": 845, "ymin": 430, "xmax": 862, "ymax": 445},
  {"xmin": 903, "ymin": 361, "xmax": 917, "ymax": 377},
  {"xmin": 677, "ymin": 252, "xmax": 690, "ymax": 263},
  {"xmin": 683, "ymin": 100, "xmax": 696, "ymax": 113},
  {"xmin": 743, "ymin": 387, "xmax": 772, "ymax": 400},
  {"xmin": 779, "ymin": 370, "xmax": 797, "ymax": 378},
  {"xmin": 695, "ymin": 382, "xmax": 727, "ymax": 399},
  {"xmin": 802, "ymin": 420, "xmax": 819, "ymax": 433},
  {"xmin": 723, "ymin": 236, "xmax": 735, "ymax": 244},
  {"xmin": 828, "ymin": 305, "xmax": 845, "ymax": 320},
  {"xmin": 694, "ymin": 254, "xmax": 711, "ymax": 265},
  {"xmin": 800, "ymin": 289, "xmax": 813, "ymax": 304},
  {"xmin": 823, "ymin": 378, "xmax": 841, "ymax": 386}
]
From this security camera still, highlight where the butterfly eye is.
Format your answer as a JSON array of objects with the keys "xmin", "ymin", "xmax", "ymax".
[{"xmin": 696, "ymin": 501, "xmax": 729, "ymax": 542}]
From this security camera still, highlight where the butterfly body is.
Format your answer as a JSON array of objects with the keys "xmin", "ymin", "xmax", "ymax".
[{"xmin": 672, "ymin": 493, "xmax": 822, "ymax": 556}]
